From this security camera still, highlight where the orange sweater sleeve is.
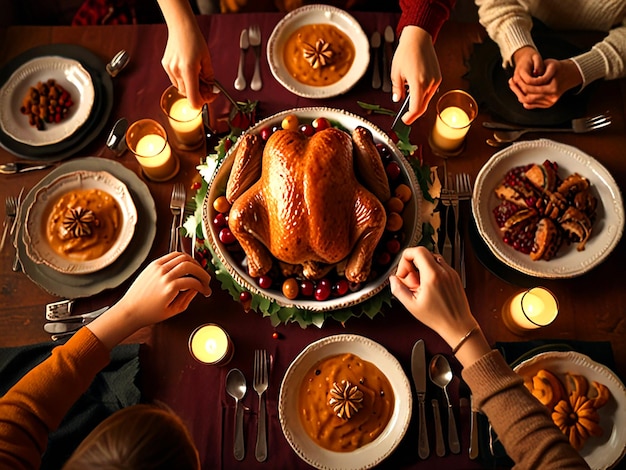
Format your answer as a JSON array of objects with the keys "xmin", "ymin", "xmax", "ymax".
[{"xmin": 0, "ymin": 328, "xmax": 110, "ymax": 470}]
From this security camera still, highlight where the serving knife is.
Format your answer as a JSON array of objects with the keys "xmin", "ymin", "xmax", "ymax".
[{"xmin": 411, "ymin": 339, "xmax": 430, "ymax": 459}]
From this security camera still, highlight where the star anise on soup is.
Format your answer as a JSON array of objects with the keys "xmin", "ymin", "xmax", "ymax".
[
  {"xmin": 62, "ymin": 207, "xmax": 96, "ymax": 238},
  {"xmin": 303, "ymin": 39, "xmax": 334, "ymax": 69},
  {"xmin": 328, "ymin": 380, "xmax": 364, "ymax": 419}
]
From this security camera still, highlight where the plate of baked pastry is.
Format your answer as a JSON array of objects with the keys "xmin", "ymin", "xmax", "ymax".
[
  {"xmin": 267, "ymin": 5, "xmax": 369, "ymax": 99},
  {"xmin": 202, "ymin": 107, "xmax": 421, "ymax": 312},
  {"xmin": 472, "ymin": 139, "xmax": 624, "ymax": 278},
  {"xmin": 514, "ymin": 351, "xmax": 626, "ymax": 469},
  {"xmin": 279, "ymin": 334, "xmax": 412, "ymax": 469}
]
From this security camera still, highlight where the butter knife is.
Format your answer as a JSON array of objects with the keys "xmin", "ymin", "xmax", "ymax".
[
  {"xmin": 391, "ymin": 92, "xmax": 411, "ymax": 132},
  {"xmin": 411, "ymin": 340, "xmax": 430, "ymax": 459},
  {"xmin": 381, "ymin": 25, "xmax": 394, "ymax": 93}
]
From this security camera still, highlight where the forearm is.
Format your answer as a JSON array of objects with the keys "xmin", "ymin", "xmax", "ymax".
[
  {"xmin": 0, "ymin": 329, "xmax": 109, "ymax": 470},
  {"xmin": 397, "ymin": 0, "xmax": 455, "ymax": 42},
  {"xmin": 157, "ymin": 0, "xmax": 198, "ymax": 31},
  {"xmin": 462, "ymin": 351, "xmax": 589, "ymax": 469}
]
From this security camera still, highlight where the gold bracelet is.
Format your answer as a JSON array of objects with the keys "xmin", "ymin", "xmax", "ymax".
[{"xmin": 451, "ymin": 326, "xmax": 479, "ymax": 355}]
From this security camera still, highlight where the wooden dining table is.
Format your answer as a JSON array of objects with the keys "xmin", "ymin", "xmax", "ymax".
[{"xmin": 1, "ymin": 10, "xmax": 625, "ymax": 470}]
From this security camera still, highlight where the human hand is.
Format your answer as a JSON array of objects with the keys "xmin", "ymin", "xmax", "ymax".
[
  {"xmin": 389, "ymin": 247, "xmax": 477, "ymax": 347},
  {"xmin": 88, "ymin": 252, "xmax": 212, "ymax": 349},
  {"xmin": 391, "ymin": 26, "xmax": 441, "ymax": 124},
  {"xmin": 512, "ymin": 46, "xmax": 549, "ymax": 85},
  {"xmin": 161, "ymin": 10, "xmax": 214, "ymax": 109},
  {"xmin": 509, "ymin": 58, "xmax": 583, "ymax": 109}
]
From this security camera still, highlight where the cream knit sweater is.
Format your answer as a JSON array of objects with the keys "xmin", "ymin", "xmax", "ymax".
[{"xmin": 475, "ymin": 0, "xmax": 626, "ymax": 88}]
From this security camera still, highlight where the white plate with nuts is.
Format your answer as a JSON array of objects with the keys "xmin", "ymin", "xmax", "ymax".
[{"xmin": 0, "ymin": 56, "xmax": 95, "ymax": 146}]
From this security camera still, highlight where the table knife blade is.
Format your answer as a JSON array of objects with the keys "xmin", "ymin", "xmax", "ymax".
[
  {"xmin": 391, "ymin": 93, "xmax": 410, "ymax": 132},
  {"xmin": 411, "ymin": 339, "xmax": 430, "ymax": 459}
]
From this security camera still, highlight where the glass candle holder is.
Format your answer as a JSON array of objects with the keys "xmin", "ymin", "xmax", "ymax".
[
  {"xmin": 126, "ymin": 119, "xmax": 179, "ymax": 182},
  {"xmin": 160, "ymin": 85, "xmax": 204, "ymax": 150},
  {"xmin": 429, "ymin": 89, "xmax": 478, "ymax": 157},
  {"xmin": 188, "ymin": 323, "xmax": 234, "ymax": 366},
  {"xmin": 502, "ymin": 287, "xmax": 559, "ymax": 335}
]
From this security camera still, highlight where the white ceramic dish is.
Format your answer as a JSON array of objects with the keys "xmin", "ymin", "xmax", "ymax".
[
  {"xmin": 24, "ymin": 170, "xmax": 137, "ymax": 275},
  {"xmin": 514, "ymin": 351, "xmax": 626, "ymax": 469},
  {"xmin": 267, "ymin": 5, "xmax": 369, "ymax": 99},
  {"xmin": 472, "ymin": 139, "xmax": 624, "ymax": 278},
  {"xmin": 279, "ymin": 334, "xmax": 412, "ymax": 469},
  {"xmin": 202, "ymin": 107, "xmax": 422, "ymax": 312},
  {"xmin": 0, "ymin": 56, "xmax": 95, "ymax": 146}
]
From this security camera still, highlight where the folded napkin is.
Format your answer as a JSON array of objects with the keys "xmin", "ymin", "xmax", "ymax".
[
  {"xmin": 477, "ymin": 340, "xmax": 614, "ymax": 468},
  {"xmin": 0, "ymin": 339, "xmax": 141, "ymax": 470}
]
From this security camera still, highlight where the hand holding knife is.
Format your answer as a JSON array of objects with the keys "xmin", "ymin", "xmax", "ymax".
[{"xmin": 411, "ymin": 339, "xmax": 430, "ymax": 459}]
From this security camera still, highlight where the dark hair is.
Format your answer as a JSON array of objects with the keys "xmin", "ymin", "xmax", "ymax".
[{"xmin": 62, "ymin": 403, "xmax": 199, "ymax": 470}]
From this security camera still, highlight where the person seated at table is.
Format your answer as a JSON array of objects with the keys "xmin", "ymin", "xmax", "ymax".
[
  {"xmin": 390, "ymin": 246, "xmax": 590, "ymax": 469},
  {"xmin": 475, "ymin": 0, "xmax": 626, "ymax": 109},
  {"xmin": 0, "ymin": 252, "xmax": 212, "ymax": 470},
  {"xmin": 156, "ymin": 0, "xmax": 455, "ymax": 125}
]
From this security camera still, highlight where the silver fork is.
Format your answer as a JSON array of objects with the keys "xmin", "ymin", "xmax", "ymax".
[
  {"xmin": 1, "ymin": 195, "xmax": 17, "ymax": 252},
  {"xmin": 455, "ymin": 173, "xmax": 473, "ymax": 287},
  {"xmin": 440, "ymin": 163, "xmax": 455, "ymax": 266},
  {"xmin": 248, "ymin": 25, "xmax": 262, "ymax": 91},
  {"xmin": 253, "ymin": 349, "xmax": 268, "ymax": 462},
  {"xmin": 169, "ymin": 183, "xmax": 186, "ymax": 252},
  {"xmin": 487, "ymin": 113, "xmax": 611, "ymax": 143}
]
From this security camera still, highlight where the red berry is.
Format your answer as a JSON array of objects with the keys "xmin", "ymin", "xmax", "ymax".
[
  {"xmin": 300, "ymin": 280, "xmax": 314, "ymax": 297},
  {"xmin": 239, "ymin": 291, "xmax": 251, "ymax": 303},
  {"xmin": 377, "ymin": 251, "xmax": 392, "ymax": 265},
  {"xmin": 388, "ymin": 129, "xmax": 399, "ymax": 143},
  {"xmin": 300, "ymin": 124, "xmax": 315, "ymax": 136},
  {"xmin": 314, "ymin": 282, "xmax": 331, "ymax": 301},
  {"xmin": 213, "ymin": 212, "xmax": 227, "ymax": 228},
  {"xmin": 386, "ymin": 161, "xmax": 401, "ymax": 180},
  {"xmin": 191, "ymin": 181, "xmax": 202, "ymax": 190},
  {"xmin": 312, "ymin": 117, "xmax": 331, "ymax": 131},
  {"xmin": 223, "ymin": 139, "xmax": 233, "ymax": 152},
  {"xmin": 386, "ymin": 238, "xmax": 402, "ymax": 254},
  {"xmin": 218, "ymin": 227, "xmax": 236, "ymax": 244},
  {"xmin": 260, "ymin": 127, "xmax": 273, "ymax": 140},
  {"xmin": 332, "ymin": 279, "xmax": 349, "ymax": 296},
  {"xmin": 272, "ymin": 332, "xmax": 280, "ymax": 339},
  {"xmin": 258, "ymin": 275, "xmax": 273, "ymax": 289}
]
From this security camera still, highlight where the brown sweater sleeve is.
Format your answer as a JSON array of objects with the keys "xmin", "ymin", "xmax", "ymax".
[
  {"xmin": 397, "ymin": 0, "xmax": 456, "ymax": 41},
  {"xmin": 0, "ymin": 328, "xmax": 110, "ymax": 470},
  {"xmin": 461, "ymin": 350, "xmax": 589, "ymax": 469}
]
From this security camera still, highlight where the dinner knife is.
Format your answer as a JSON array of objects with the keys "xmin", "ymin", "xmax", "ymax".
[
  {"xmin": 381, "ymin": 25, "xmax": 394, "ymax": 93},
  {"xmin": 411, "ymin": 339, "xmax": 430, "ymax": 459},
  {"xmin": 391, "ymin": 93, "xmax": 411, "ymax": 132}
]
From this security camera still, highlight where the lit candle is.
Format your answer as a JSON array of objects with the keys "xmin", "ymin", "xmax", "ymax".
[
  {"xmin": 161, "ymin": 85, "xmax": 203, "ymax": 149},
  {"xmin": 502, "ymin": 287, "xmax": 559, "ymax": 334},
  {"xmin": 189, "ymin": 324, "xmax": 234, "ymax": 365},
  {"xmin": 168, "ymin": 98, "xmax": 203, "ymax": 147},
  {"xmin": 431, "ymin": 106, "xmax": 471, "ymax": 151},
  {"xmin": 126, "ymin": 119, "xmax": 179, "ymax": 182}
]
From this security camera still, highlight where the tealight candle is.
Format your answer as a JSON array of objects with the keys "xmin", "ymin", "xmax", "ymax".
[
  {"xmin": 502, "ymin": 287, "xmax": 559, "ymax": 335},
  {"xmin": 429, "ymin": 89, "xmax": 477, "ymax": 156},
  {"xmin": 188, "ymin": 323, "xmax": 234, "ymax": 365},
  {"xmin": 126, "ymin": 119, "xmax": 179, "ymax": 181},
  {"xmin": 161, "ymin": 85, "xmax": 203, "ymax": 150}
]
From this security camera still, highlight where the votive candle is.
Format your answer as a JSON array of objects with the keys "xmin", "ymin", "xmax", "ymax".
[
  {"xmin": 429, "ymin": 89, "xmax": 477, "ymax": 156},
  {"xmin": 126, "ymin": 119, "xmax": 179, "ymax": 181},
  {"xmin": 502, "ymin": 287, "xmax": 559, "ymax": 334},
  {"xmin": 189, "ymin": 324, "xmax": 234, "ymax": 365},
  {"xmin": 161, "ymin": 85, "xmax": 203, "ymax": 149}
]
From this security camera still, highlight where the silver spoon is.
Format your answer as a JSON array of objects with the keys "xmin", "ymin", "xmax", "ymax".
[
  {"xmin": 226, "ymin": 368, "xmax": 247, "ymax": 461},
  {"xmin": 429, "ymin": 354, "xmax": 460, "ymax": 454},
  {"xmin": 106, "ymin": 49, "xmax": 130, "ymax": 77},
  {"xmin": 370, "ymin": 31, "xmax": 381, "ymax": 89},
  {"xmin": 0, "ymin": 162, "xmax": 53, "ymax": 174}
]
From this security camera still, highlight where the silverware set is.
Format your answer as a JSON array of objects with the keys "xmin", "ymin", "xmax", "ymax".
[
  {"xmin": 412, "ymin": 340, "xmax": 476, "ymax": 459},
  {"xmin": 234, "ymin": 26, "xmax": 262, "ymax": 91},
  {"xmin": 2, "ymin": 187, "xmax": 24, "ymax": 271},
  {"xmin": 43, "ymin": 299, "xmax": 109, "ymax": 340},
  {"xmin": 484, "ymin": 113, "xmax": 611, "ymax": 147},
  {"xmin": 370, "ymin": 25, "xmax": 394, "ymax": 91},
  {"xmin": 440, "ymin": 170, "xmax": 472, "ymax": 286},
  {"xmin": 225, "ymin": 349, "xmax": 269, "ymax": 462}
]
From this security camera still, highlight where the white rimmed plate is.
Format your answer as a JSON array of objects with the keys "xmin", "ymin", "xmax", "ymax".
[
  {"xmin": 279, "ymin": 334, "xmax": 412, "ymax": 469},
  {"xmin": 24, "ymin": 170, "xmax": 137, "ymax": 275},
  {"xmin": 472, "ymin": 139, "xmax": 624, "ymax": 278},
  {"xmin": 202, "ymin": 107, "xmax": 422, "ymax": 312},
  {"xmin": 267, "ymin": 5, "xmax": 369, "ymax": 99},
  {"xmin": 514, "ymin": 351, "xmax": 626, "ymax": 469},
  {"xmin": 0, "ymin": 56, "xmax": 95, "ymax": 146}
]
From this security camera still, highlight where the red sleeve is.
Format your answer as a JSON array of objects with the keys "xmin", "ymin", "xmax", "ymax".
[
  {"xmin": 0, "ymin": 328, "xmax": 110, "ymax": 470},
  {"xmin": 397, "ymin": 0, "xmax": 456, "ymax": 41}
]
